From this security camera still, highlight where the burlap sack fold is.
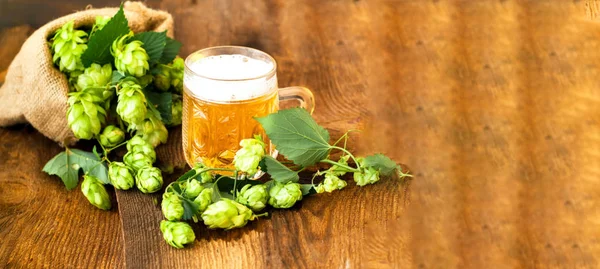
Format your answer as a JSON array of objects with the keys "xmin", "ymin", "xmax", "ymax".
[{"xmin": 0, "ymin": 1, "xmax": 186, "ymax": 167}]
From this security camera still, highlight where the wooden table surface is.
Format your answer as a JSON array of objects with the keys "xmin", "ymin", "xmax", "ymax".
[{"xmin": 1, "ymin": 0, "xmax": 599, "ymax": 268}]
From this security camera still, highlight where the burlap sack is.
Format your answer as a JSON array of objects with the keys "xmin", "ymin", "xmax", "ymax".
[{"xmin": 0, "ymin": 1, "xmax": 186, "ymax": 168}]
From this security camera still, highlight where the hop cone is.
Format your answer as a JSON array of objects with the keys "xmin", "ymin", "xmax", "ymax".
[
  {"xmin": 76, "ymin": 63, "xmax": 112, "ymax": 96},
  {"xmin": 193, "ymin": 163, "xmax": 214, "ymax": 183},
  {"xmin": 138, "ymin": 74, "xmax": 154, "ymax": 88},
  {"xmin": 162, "ymin": 192, "xmax": 184, "ymax": 221},
  {"xmin": 67, "ymin": 89, "xmax": 106, "ymax": 140},
  {"xmin": 160, "ymin": 220, "xmax": 195, "ymax": 249},
  {"xmin": 136, "ymin": 167, "xmax": 163, "ymax": 193},
  {"xmin": 236, "ymin": 184, "xmax": 268, "ymax": 212},
  {"xmin": 81, "ymin": 175, "xmax": 111, "ymax": 210},
  {"xmin": 315, "ymin": 173, "xmax": 347, "ymax": 194},
  {"xmin": 183, "ymin": 180, "xmax": 204, "ymax": 199},
  {"xmin": 127, "ymin": 136, "xmax": 156, "ymax": 162},
  {"xmin": 353, "ymin": 166, "xmax": 380, "ymax": 186},
  {"xmin": 91, "ymin": 16, "xmax": 110, "ymax": 35},
  {"xmin": 116, "ymin": 81, "xmax": 147, "ymax": 125},
  {"xmin": 108, "ymin": 162, "xmax": 135, "ymax": 190},
  {"xmin": 193, "ymin": 188, "xmax": 213, "ymax": 212},
  {"xmin": 327, "ymin": 155, "xmax": 350, "ymax": 177},
  {"xmin": 51, "ymin": 20, "xmax": 87, "ymax": 73},
  {"xmin": 268, "ymin": 182, "xmax": 303, "ymax": 209},
  {"xmin": 99, "ymin": 125, "xmax": 125, "ymax": 148},
  {"xmin": 123, "ymin": 151, "xmax": 153, "ymax": 172},
  {"xmin": 170, "ymin": 57, "xmax": 184, "ymax": 94},
  {"xmin": 153, "ymin": 64, "xmax": 172, "ymax": 91},
  {"xmin": 201, "ymin": 199, "xmax": 256, "ymax": 230},
  {"xmin": 170, "ymin": 96, "xmax": 182, "ymax": 126},
  {"xmin": 135, "ymin": 112, "xmax": 168, "ymax": 147},
  {"xmin": 111, "ymin": 31, "xmax": 149, "ymax": 77},
  {"xmin": 233, "ymin": 138, "xmax": 266, "ymax": 176}
]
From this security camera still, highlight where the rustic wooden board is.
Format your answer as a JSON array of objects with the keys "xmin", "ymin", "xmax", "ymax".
[{"xmin": 0, "ymin": 25, "xmax": 124, "ymax": 268}]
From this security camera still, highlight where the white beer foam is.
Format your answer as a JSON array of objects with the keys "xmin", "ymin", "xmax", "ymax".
[{"xmin": 184, "ymin": 54, "xmax": 276, "ymax": 102}]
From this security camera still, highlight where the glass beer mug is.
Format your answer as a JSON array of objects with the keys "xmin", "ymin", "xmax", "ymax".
[{"xmin": 182, "ymin": 46, "xmax": 315, "ymax": 169}]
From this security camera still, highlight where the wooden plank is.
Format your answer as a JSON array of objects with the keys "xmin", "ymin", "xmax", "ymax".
[{"xmin": 0, "ymin": 25, "xmax": 124, "ymax": 268}]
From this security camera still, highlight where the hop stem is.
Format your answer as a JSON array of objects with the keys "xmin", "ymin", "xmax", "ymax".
[{"xmin": 320, "ymin": 159, "xmax": 360, "ymax": 173}]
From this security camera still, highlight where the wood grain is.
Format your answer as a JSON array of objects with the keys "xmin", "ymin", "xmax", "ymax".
[
  {"xmin": 0, "ymin": 26, "xmax": 124, "ymax": 268},
  {"xmin": 1, "ymin": 0, "xmax": 600, "ymax": 268}
]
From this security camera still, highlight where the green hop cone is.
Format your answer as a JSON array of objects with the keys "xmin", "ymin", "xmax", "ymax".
[
  {"xmin": 201, "ymin": 199, "xmax": 258, "ymax": 230},
  {"xmin": 170, "ymin": 96, "xmax": 182, "ymax": 126},
  {"xmin": 193, "ymin": 164, "xmax": 214, "ymax": 183},
  {"xmin": 328, "ymin": 155, "xmax": 350, "ymax": 177},
  {"xmin": 136, "ymin": 166, "xmax": 163, "ymax": 193},
  {"xmin": 268, "ymin": 181, "xmax": 303, "ymax": 209},
  {"xmin": 123, "ymin": 151, "xmax": 153, "ymax": 172},
  {"xmin": 193, "ymin": 188, "xmax": 213, "ymax": 212},
  {"xmin": 127, "ymin": 135, "xmax": 156, "ymax": 162},
  {"xmin": 315, "ymin": 173, "xmax": 347, "ymax": 194},
  {"xmin": 233, "ymin": 138, "xmax": 266, "ymax": 176},
  {"xmin": 353, "ymin": 166, "xmax": 380, "ymax": 186},
  {"xmin": 91, "ymin": 16, "xmax": 110, "ymax": 35},
  {"xmin": 81, "ymin": 175, "xmax": 111, "ymax": 210},
  {"xmin": 162, "ymin": 192, "xmax": 184, "ymax": 221},
  {"xmin": 99, "ymin": 125, "xmax": 125, "ymax": 148},
  {"xmin": 183, "ymin": 180, "xmax": 204, "ymax": 199},
  {"xmin": 76, "ymin": 63, "xmax": 112, "ymax": 93},
  {"xmin": 153, "ymin": 64, "xmax": 172, "ymax": 91},
  {"xmin": 111, "ymin": 31, "xmax": 150, "ymax": 77},
  {"xmin": 135, "ymin": 112, "xmax": 168, "ymax": 147},
  {"xmin": 108, "ymin": 162, "xmax": 135, "ymax": 190},
  {"xmin": 236, "ymin": 184, "xmax": 268, "ymax": 212},
  {"xmin": 137, "ymin": 74, "xmax": 154, "ymax": 88},
  {"xmin": 116, "ymin": 81, "xmax": 147, "ymax": 125},
  {"xmin": 67, "ymin": 89, "xmax": 106, "ymax": 140},
  {"xmin": 170, "ymin": 57, "xmax": 184, "ymax": 94},
  {"xmin": 51, "ymin": 20, "xmax": 87, "ymax": 73},
  {"xmin": 160, "ymin": 220, "xmax": 195, "ymax": 249}
]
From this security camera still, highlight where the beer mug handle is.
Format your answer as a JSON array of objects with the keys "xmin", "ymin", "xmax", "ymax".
[{"xmin": 278, "ymin": 86, "xmax": 315, "ymax": 114}]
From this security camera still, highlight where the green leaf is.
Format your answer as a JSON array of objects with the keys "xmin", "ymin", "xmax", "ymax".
[
  {"xmin": 300, "ymin": 184, "xmax": 316, "ymax": 196},
  {"xmin": 159, "ymin": 37, "xmax": 182, "ymax": 64},
  {"xmin": 255, "ymin": 108, "xmax": 331, "ymax": 167},
  {"xmin": 81, "ymin": 5, "xmax": 130, "ymax": 67},
  {"xmin": 133, "ymin": 31, "xmax": 167, "ymax": 64},
  {"xmin": 42, "ymin": 148, "xmax": 108, "ymax": 190},
  {"xmin": 181, "ymin": 197, "xmax": 199, "ymax": 220},
  {"xmin": 363, "ymin": 154, "xmax": 397, "ymax": 176},
  {"xmin": 263, "ymin": 156, "xmax": 299, "ymax": 183},
  {"xmin": 215, "ymin": 176, "xmax": 262, "ymax": 193},
  {"xmin": 176, "ymin": 169, "xmax": 198, "ymax": 183},
  {"xmin": 143, "ymin": 89, "xmax": 172, "ymax": 124},
  {"xmin": 110, "ymin": 71, "xmax": 126, "ymax": 84}
]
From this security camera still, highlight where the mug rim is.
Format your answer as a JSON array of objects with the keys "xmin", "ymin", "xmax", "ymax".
[{"xmin": 184, "ymin": 45, "xmax": 277, "ymax": 82}]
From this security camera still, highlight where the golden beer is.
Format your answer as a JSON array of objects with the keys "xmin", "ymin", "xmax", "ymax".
[
  {"xmin": 182, "ymin": 46, "xmax": 315, "ymax": 170},
  {"xmin": 182, "ymin": 88, "xmax": 278, "ymax": 169}
]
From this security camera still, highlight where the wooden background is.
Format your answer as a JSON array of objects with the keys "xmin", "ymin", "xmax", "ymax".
[{"xmin": 1, "ymin": 0, "xmax": 600, "ymax": 268}]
